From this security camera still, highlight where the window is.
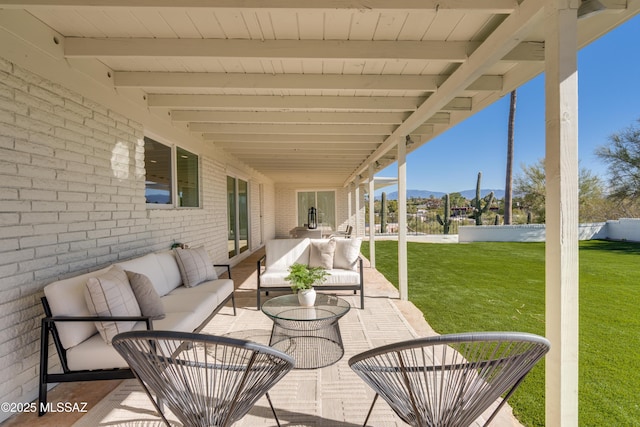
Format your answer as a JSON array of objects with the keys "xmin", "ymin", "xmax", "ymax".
[
  {"xmin": 228, "ymin": 176, "xmax": 249, "ymax": 258},
  {"xmin": 145, "ymin": 137, "xmax": 199, "ymax": 207},
  {"xmin": 297, "ymin": 191, "xmax": 336, "ymax": 230}
]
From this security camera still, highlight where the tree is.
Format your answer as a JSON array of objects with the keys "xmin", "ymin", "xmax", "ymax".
[
  {"xmin": 595, "ymin": 118, "xmax": 640, "ymax": 204},
  {"xmin": 449, "ymin": 192, "xmax": 466, "ymax": 208},
  {"xmin": 504, "ymin": 90, "xmax": 517, "ymax": 224},
  {"xmin": 514, "ymin": 159, "xmax": 605, "ymax": 223}
]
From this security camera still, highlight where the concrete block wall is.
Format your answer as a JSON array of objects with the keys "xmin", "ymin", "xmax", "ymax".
[
  {"xmin": 0, "ymin": 58, "xmax": 268, "ymax": 420},
  {"xmin": 604, "ymin": 218, "xmax": 640, "ymax": 242},
  {"xmin": 458, "ymin": 222, "xmax": 629, "ymax": 243}
]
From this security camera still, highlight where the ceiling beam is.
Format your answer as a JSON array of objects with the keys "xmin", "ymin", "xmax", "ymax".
[
  {"xmin": 205, "ymin": 134, "xmax": 383, "ymax": 144},
  {"xmin": 148, "ymin": 94, "xmax": 425, "ymax": 111},
  {"xmin": 148, "ymin": 94, "xmax": 472, "ymax": 112},
  {"xmin": 214, "ymin": 142, "xmax": 381, "ymax": 150},
  {"xmin": 223, "ymin": 147, "xmax": 375, "ymax": 154},
  {"xmin": 0, "ymin": 0, "xmax": 518, "ymax": 12},
  {"xmin": 172, "ymin": 111, "xmax": 450, "ymax": 125},
  {"xmin": 115, "ymin": 72, "xmax": 503, "ymax": 92},
  {"xmin": 345, "ymin": 0, "xmax": 545, "ymax": 185},
  {"xmin": 191, "ymin": 122, "xmax": 434, "ymax": 135},
  {"xmin": 174, "ymin": 111, "xmax": 411, "ymax": 124},
  {"xmin": 66, "ymin": 38, "xmax": 481, "ymax": 62}
]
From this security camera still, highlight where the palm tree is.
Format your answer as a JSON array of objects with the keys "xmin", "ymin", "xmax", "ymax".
[{"xmin": 504, "ymin": 90, "xmax": 517, "ymax": 224}]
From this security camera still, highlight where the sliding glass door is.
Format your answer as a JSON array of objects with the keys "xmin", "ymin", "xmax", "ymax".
[
  {"xmin": 228, "ymin": 176, "xmax": 249, "ymax": 258},
  {"xmin": 297, "ymin": 190, "xmax": 336, "ymax": 230}
]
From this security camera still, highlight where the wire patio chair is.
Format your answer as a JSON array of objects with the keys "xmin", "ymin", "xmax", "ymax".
[
  {"xmin": 348, "ymin": 331, "xmax": 550, "ymax": 427},
  {"xmin": 112, "ymin": 330, "xmax": 295, "ymax": 427}
]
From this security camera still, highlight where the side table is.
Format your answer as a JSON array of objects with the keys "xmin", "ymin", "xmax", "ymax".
[{"xmin": 261, "ymin": 293, "xmax": 351, "ymax": 369}]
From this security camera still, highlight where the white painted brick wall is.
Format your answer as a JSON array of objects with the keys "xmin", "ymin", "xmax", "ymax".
[{"xmin": 0, "ymin": 58, "xmax": 268, "ymax": 420}]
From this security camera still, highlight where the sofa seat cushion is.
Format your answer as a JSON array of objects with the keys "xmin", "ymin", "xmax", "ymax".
[
  {"xmin": 259, "ymin": 269, "xmax": 290, "ymax": 287},
  {"xmin": 169, "ymin": 279, "xmax": 234, "ymax": 301},
  {"xmin": 265, "ymin": 238, "xmax": 310, "ymax": 270},
  {"xmin": 260, "ymin": 269, "xmax": 359, "ymax": 287},
  {"xmin": 317, "ymin": 269, "xmax": 360, "ymax": 285},
  {"xmin": 161, "ymin": 292, "xmax": 219, "ymax": 326},
  {"xmin": 65, "ymin": 311, "xmax": 195, "ymax": 371}
]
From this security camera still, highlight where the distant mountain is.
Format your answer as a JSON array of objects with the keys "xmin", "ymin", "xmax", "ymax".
[{"xmin": 382, "ymin": 189, "xmax": 505, "ymax": 200}]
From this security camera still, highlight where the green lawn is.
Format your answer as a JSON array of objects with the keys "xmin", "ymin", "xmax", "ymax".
[{"xmin": 362, "ymin": 240, "xmax": 640, "ymax": 427}]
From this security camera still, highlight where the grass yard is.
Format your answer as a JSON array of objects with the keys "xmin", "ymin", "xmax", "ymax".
[{"xmin": 361, "ymin": 240, "xmax": 640, "ymax": 427}]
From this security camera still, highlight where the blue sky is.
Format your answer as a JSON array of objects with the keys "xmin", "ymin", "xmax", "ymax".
[{"xmin": 376, "ymin": 14, "xmax": 640, "ymax": 195}]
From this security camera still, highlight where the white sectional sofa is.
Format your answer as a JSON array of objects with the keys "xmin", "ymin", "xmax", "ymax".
[
  {"xmin": 257, "ymin": 238, "xmax": 364, "ymax": 308},
  {"xmin": 39, "ymin": 248, "xmax": 235, "ymax": 416}
]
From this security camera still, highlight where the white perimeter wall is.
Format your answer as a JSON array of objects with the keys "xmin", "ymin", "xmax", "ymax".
[
  {"xmin": 0, "ymin": 57, "xmax": 274, "ymax": 420},
  {"xmin": 459, "ymin": 220, "xmax": 640, "ymax": 242}
]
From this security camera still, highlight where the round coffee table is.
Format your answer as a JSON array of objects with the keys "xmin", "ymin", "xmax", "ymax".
[{"xmin": 261, "ymin": 293, "xmax": 351, "ymax": 369}]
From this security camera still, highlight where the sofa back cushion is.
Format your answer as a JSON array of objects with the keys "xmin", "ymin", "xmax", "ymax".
[
  {"xmin": 44, "ymin": 266, "xmax": 111, "ymax": 349},
  {"xmin": 155, "ymin": 251, "xmax": 183, "ymax": 293},
  {"xmin": 265, "ymin": 238, "xmax": 310, "ymax": 270},
  {"xmin": 116, "ymin": 253, "xmax": 171, "ymax": 296}
]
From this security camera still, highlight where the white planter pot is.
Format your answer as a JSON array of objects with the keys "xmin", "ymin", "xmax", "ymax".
[{"xmin": 297, "ymin": 288, "xmax": 316, "ymax": 307}]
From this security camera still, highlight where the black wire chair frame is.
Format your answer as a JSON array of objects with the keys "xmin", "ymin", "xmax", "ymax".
[
  {"xmin": 348, "ymin": 332, "xmax": 550, "ymax": 427},
  {"xmin": 112, "ymin": 330, "xmax": 295, "ymax": 427}
]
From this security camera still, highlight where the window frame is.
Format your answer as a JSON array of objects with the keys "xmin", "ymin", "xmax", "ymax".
[
  {"xmin": 144, "ymin": 135, "xmax": 201, "ymax": 209},
  {"xmin": 295, "ymin": 189, "xmax": 337, "ymax": 230}
]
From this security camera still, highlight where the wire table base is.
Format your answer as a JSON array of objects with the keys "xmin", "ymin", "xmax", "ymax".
[{"xmin": 262, "ymin": 294, "xmax": 351, "ymax": 369}]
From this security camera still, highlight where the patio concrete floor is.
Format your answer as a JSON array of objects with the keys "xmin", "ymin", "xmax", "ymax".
[{"xmin": 3, "ymin": 246, "xmax": 523, "ymax": 427}]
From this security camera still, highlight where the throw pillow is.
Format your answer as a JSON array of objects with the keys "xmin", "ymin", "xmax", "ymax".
[
  {"xmin": 125, "ymin": 270, "xmax": 165, "ymax": 319},
  {"xmin": 333, "ymin": 237, "xmax": 362, "ymax": 271},
  {"xmin": 309, "ymin": 239, "xmax": 336, "ymax": 270},
  {"xmin": 84, "ymin": 265, "xmax": 141, "ymax": 344},
  {"xmin": 174, "ymin": 246, "xmax": 218, "ymax": 287}
]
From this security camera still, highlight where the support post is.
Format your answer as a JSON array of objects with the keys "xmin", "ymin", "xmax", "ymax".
[
  {"xmin": 544, "ymin": 2, "xmax": 580, "ymax": 426},
  {"xmin": 348, "ymin": 182, "xmax": 353, "ymax": 230},
  {"xmin": 398, "ymin": 138, "xmax": 408, "ymax": 301},
  {"xmin": 354, "ymin": 180, "xmax": 361, "ymax": 237},
  {"xmin": 368, "ymin": 164, "xmax": 376, "ymax": 268}
]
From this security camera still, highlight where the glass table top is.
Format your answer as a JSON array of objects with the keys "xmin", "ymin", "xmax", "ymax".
[{"xmin": 261, "ymin": 293, "xmax": 350, "ymax": 322}]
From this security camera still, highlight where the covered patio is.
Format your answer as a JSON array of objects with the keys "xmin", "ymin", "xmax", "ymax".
[
  {"xmin": 1, "ymin": 1, "xmax": 639, "ymax": 426},
  {"xmin": 4, "ymin": 248, "xmax": 531, "ymax": 427}
]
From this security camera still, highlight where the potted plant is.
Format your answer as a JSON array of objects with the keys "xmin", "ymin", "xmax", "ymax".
[{"xmin": 285, "ymin": 262, "xmax": 328, "ymax": 306}]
